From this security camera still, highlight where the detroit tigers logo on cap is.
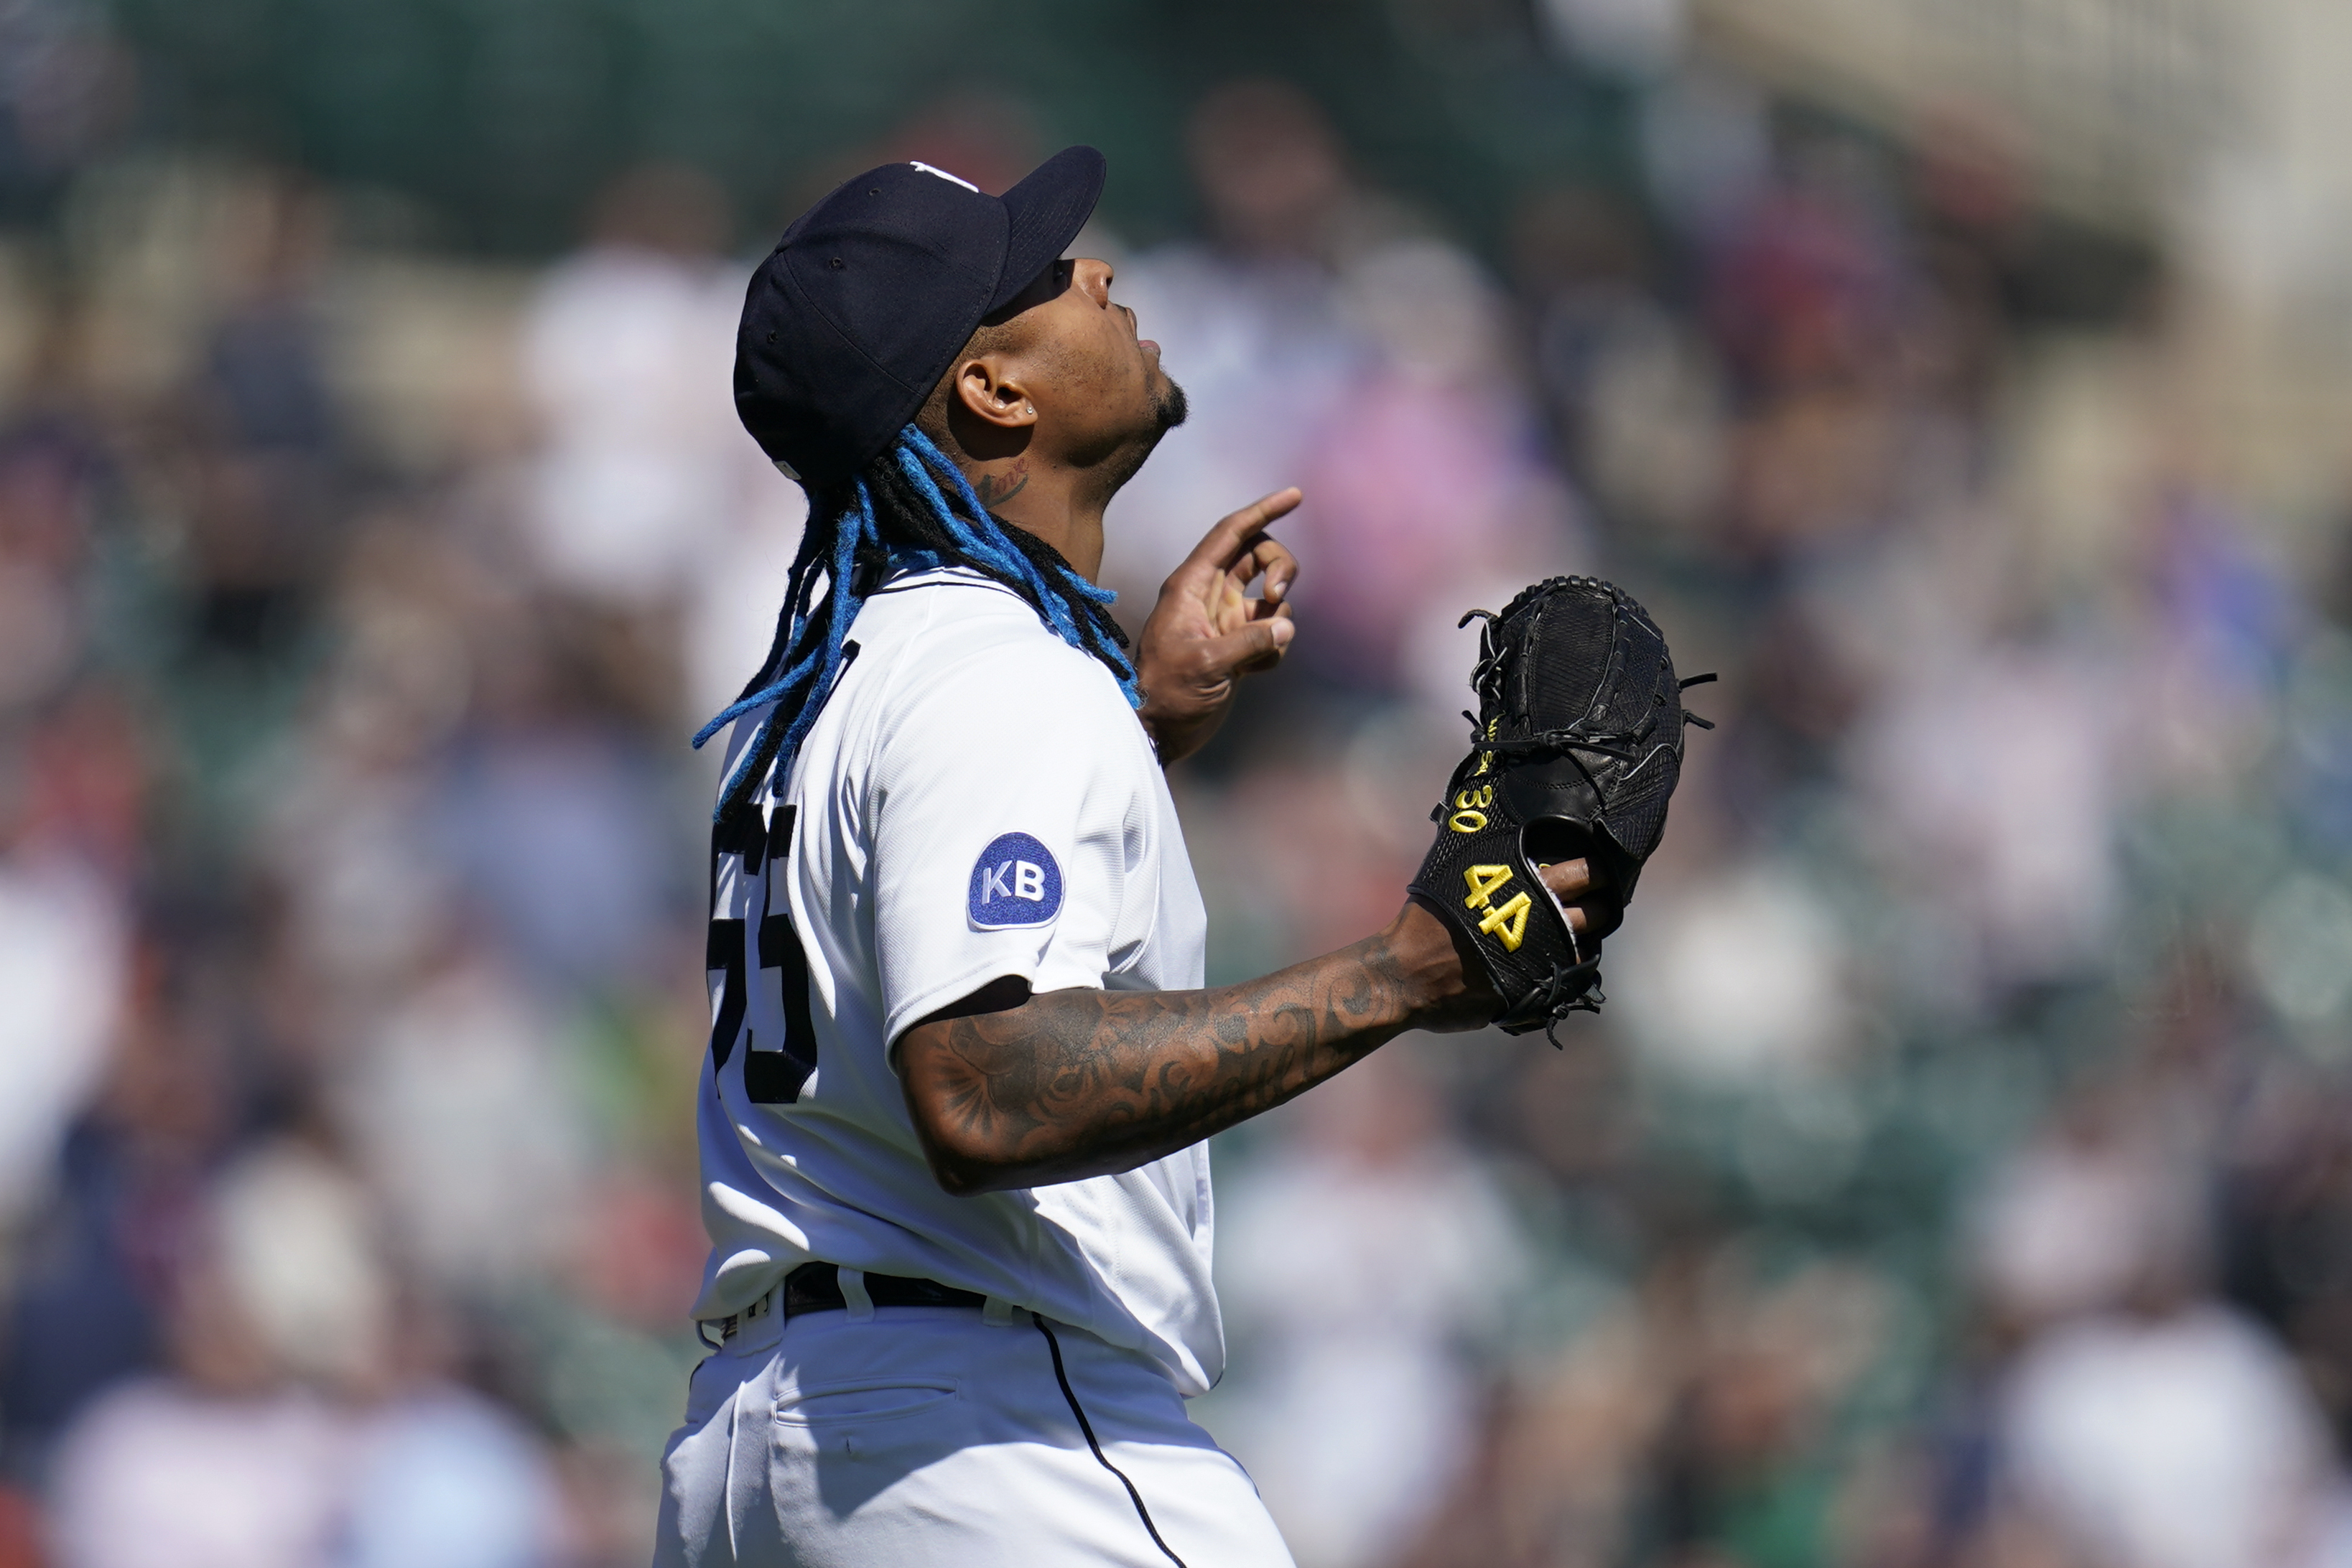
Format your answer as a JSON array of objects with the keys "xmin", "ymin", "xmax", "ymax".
[
  {"xmin": 908, "ymin": 160, "xmax": 980, "ymax": 192},
  {"xmin": 968, "ymin": 832, "xmax": 1063, "ymax": 929}
]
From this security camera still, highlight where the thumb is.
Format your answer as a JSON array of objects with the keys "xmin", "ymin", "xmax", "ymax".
[{"xmin": 1197, "ymin": 616, "xmax": 1295, "ymax": 680}]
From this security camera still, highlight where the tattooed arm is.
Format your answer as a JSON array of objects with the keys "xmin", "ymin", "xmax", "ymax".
[{"xmin": 897, "ymin": 859, "xmax": 1606, "ymax": 1194}]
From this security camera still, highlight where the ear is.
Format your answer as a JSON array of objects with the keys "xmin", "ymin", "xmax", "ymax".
[{"xmin": 951, "ymin": 353, "xmax": 1038, "ymax": 434}]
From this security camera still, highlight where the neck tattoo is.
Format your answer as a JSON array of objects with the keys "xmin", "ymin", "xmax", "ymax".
[{"xmin": 972, "ymin": 456, "xmax": 1029, "ymax": 509}]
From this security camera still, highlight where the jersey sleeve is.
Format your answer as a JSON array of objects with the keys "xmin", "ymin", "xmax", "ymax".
[{"xmin": 867, "ymin": 633, "xmax": 1153, "ymax": 1057}]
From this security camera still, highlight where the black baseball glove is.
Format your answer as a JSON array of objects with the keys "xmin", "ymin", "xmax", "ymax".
[{"xmin": 1408, "ymin": 575, "xmax": 1712, "ymax": 1043}]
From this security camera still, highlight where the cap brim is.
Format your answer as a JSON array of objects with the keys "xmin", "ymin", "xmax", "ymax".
[{"xmin": 988, "ymin": 146, "xmax": 1106, "ymax": 313}]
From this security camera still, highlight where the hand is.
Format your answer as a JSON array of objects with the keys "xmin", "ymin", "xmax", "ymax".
[
  {"xmin": 1135, "ymin": 489, "xmax": 1301, "ymax": 765},
  {"xmin": 1396, "ymin": 857, "xmax": 1622, "ymax": 1032},
  {"xmin": 1538, "ymin": 857, "xmax": 1622, "ymax": 944}
]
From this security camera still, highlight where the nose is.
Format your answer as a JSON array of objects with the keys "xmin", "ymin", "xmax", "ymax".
[{"xmin": 1072, "ymin": 256, "xmax": 1115, "ymax": 305}]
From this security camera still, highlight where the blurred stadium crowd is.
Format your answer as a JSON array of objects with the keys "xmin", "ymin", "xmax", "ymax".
[{"xmin": 2, "ymin": 22, "xmax": 2352, "ymax": 1568}]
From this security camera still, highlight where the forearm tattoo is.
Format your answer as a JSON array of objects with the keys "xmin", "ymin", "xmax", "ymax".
[{"xmin": 907, "ymin": 929, "xmax": 1421, "ymax": 1190}]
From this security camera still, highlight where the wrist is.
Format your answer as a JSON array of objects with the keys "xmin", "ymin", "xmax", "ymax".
[
  {"xmin": 1379, "ymin": 898, "xmax": 1499, "ymax": 1033},
  {"xmin": 1136, "ymin": 696, "xmax": 1210, "ymax": 767}
]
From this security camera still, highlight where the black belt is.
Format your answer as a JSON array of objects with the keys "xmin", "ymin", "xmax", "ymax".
[{"xmin": 784, "ymin": 1261, "xmax": 986, "ymax": 1316}]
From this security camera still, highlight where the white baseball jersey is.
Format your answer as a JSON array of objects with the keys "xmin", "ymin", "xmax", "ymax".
[{"xmin": 691, "ymin": 566, "xmax": 1223, "ymax": 1395}]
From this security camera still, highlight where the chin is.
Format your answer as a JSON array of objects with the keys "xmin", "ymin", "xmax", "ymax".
[
  {"xmin": 1096, "ymin": 377, "xmax": 1189, "ymax": 498},
  {"xmin": 1151, "ymin": 375, "xmax": 1189, "ymax": 433}
]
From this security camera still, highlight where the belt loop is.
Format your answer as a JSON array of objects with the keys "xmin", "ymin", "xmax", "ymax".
[
  {"xmin": 982, "ymin": 1294, "xmax": 1016, "ymax": 1327},
  {"xmin": 838, "ymin": 1267, "xmax": 875, "ymax": 1322},
  {"xmin": 696, "ymin": 1279, "xmax": 786, "ymax": 1353}
]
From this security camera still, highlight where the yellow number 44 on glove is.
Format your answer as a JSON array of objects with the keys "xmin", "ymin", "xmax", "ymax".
[{"xmin": 1462, "ymin": 864, "xmax": 1532, "ymax": 952}]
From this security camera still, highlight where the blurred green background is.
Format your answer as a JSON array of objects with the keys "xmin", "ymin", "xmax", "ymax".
[
  {"xmin": 98, "ymin": 0, "xmax": 1633, "ymax": 251},
  {"xmin": 1, "ymin": 1, "xmax": 2351, "ymax": 1567}
]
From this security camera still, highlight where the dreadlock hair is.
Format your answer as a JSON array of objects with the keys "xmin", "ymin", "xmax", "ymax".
[{"xmin": 692, "ymin": 424, "xmax": 1140, "ymax": 820}]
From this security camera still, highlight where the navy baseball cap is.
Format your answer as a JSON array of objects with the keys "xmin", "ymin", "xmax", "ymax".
[{"xmin": 733, "ymin": 146, "xmax": 1107, "ymax": 491}]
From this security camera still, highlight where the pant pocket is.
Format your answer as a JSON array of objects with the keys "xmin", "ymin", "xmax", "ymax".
[{"xmin": 773, "ymin": 1378, "xmax": 958, "ymax": 1426}]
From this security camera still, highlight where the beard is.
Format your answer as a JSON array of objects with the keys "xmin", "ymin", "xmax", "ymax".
[
  {"xmin": 1151, "ymin": 375, "xmax": 1189, "ymax": 432},
  {"xmin": 1096, "ymin": 373, "xmax": 1189, "ymax": 500}
]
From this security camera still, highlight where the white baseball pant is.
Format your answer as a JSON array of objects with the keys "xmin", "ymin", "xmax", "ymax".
[{"xmin": 650, "ymin": 1296, "xmax": 1295, "ymax": 1567}]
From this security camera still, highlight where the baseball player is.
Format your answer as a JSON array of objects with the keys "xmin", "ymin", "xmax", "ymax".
[{"xmin": 654, "ymin": 146, "xmax": 1619, "ymax": 1567}]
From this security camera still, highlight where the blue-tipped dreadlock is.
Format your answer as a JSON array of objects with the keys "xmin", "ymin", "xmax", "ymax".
[
  {"xmin": 692, "ymin": 426, "xmax": 1141, "ymax": 819},
  {"xmin": 893, "ymin": 427, "xmax": 1140, "ymax": 704}
]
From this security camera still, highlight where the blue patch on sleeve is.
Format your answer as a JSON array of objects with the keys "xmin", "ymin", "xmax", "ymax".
[{"xmin": 968, "ymin": 832, "xmax": 1064, "ymax": 930}]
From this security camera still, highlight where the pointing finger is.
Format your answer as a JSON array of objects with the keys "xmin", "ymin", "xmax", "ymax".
[{"xmin": 1181, "ymin": 488, "xmax": 1302, "ymax": 579}]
